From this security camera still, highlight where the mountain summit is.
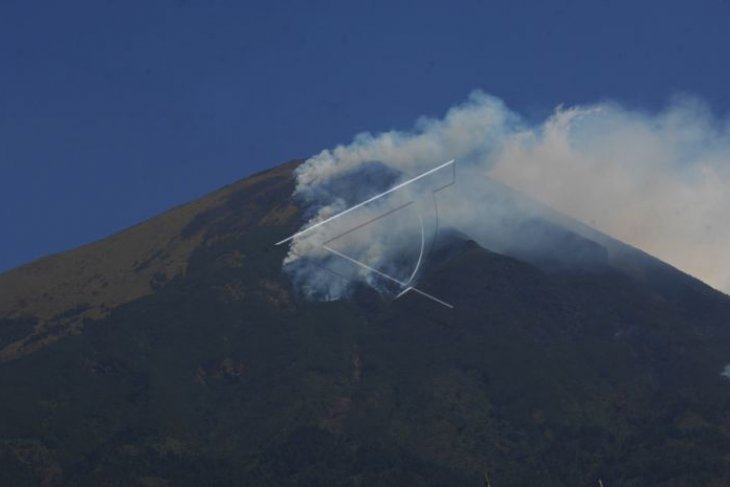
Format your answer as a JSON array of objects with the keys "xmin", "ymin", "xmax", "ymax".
[{"xmin": 1, "ymin": 160, "xmax": 729, "ymax": 486}]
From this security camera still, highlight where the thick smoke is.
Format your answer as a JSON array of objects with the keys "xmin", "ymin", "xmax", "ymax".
[{"xmin": 284, "ymin": 91, "xmax": 730, "ymax": 298}]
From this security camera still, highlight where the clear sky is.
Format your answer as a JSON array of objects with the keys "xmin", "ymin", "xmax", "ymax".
[{"xmin": 2, "ymin": 0, "xmax": 729, "ymax": 272}]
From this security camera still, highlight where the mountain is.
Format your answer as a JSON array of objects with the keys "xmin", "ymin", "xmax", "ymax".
[{"xmin": 1, "ymin": 160, "xmax": 729, "ymax": 487}]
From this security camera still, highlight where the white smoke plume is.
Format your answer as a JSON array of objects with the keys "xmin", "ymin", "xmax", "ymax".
[{"xmin": 284, "ymin": 91, "xmax": 730, "ymax": 298}]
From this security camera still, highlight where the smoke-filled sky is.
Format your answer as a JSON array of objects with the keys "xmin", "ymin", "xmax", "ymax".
[
  {"xmin": 286, "ymin": 92, "xmax": 730, "ymax": 296},
  {"xmin": 3, "ymin": 0, "xmax": 730, "ymax": 273}
]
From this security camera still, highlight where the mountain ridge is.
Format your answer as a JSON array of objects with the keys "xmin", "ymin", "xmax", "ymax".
[{"xmin": 0, "ymin": 160, "xmax": 301, "ymax": 363}]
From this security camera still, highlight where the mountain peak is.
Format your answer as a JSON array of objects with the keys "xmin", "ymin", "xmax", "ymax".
[{"xmin": 1, "ymin": 160, "xmax": 729, "ymax": 486}]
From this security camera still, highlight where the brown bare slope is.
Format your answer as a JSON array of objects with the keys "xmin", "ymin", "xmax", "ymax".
[{"xmin": 0, "ymin": 160, "xmax": 300, "ymax": 363}]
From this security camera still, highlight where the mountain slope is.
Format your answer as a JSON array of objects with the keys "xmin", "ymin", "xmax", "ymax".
[
  {"xmin": 1, "ymin": 160, "xmax": 729, "ymax": 486},
  {"xmin": 0, "ymin": 160, "xmax": 300, "ymax": 363}
]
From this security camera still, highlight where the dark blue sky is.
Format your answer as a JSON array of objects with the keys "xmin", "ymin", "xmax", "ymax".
[{"xmin": 2, "ymin": 0, "xmax": 729, "ymax": 272}]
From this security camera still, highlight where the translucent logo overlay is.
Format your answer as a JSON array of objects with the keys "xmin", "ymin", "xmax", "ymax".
[{"xmin": 277, "ymin": 160, "xmax": 455, "ymax": 308}]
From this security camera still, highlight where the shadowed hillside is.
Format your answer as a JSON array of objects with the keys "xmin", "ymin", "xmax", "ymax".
[{"xmin": 1, "ymin": 160, "xmax": 729, "ymax": 486}]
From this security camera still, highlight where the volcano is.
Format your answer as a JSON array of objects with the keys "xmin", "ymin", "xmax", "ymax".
[{"xmin": 1, "ymin": 160, "xmax": 729, "ymax": 486}]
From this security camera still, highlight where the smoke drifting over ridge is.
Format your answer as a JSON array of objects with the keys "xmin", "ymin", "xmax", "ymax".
[{"xmin": 284, "ymin": 91, "xmax": 730, "ymax": 298}]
